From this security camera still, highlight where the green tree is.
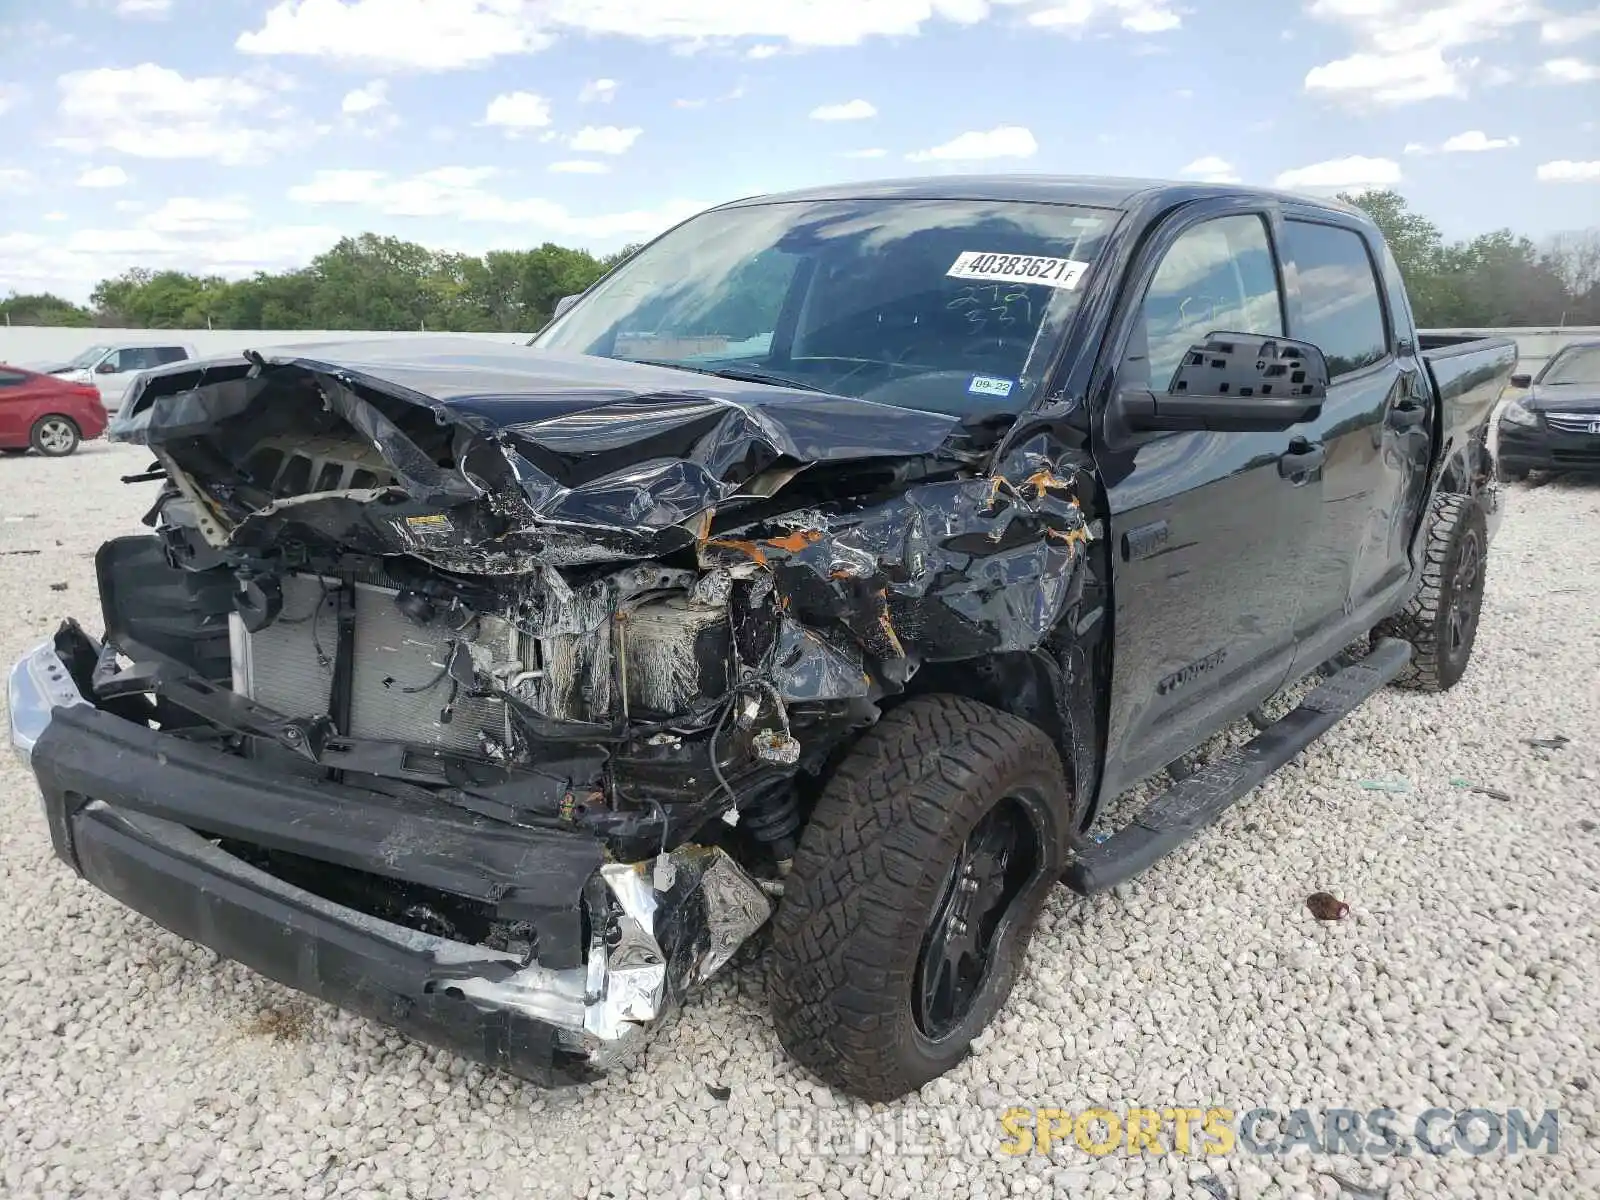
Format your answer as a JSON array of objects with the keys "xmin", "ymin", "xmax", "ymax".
[{"xmin": 0, "ymin": 292, "xmax": 94, "ymax": 326}]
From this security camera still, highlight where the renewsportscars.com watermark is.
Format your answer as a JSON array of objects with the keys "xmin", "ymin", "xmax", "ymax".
[{"xmin": 773, "ymin": 1105, "xmax": 1561, "ymax": 1161}]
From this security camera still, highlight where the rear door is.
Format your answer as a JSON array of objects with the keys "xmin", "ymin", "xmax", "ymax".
[
  {"xmin": 1095, "ymin": 201, "xmax": 1324, "ymax": 797},
  {"xmin": 1278, "ymin": 214, "xmax": 1427, "ymax": 664}
]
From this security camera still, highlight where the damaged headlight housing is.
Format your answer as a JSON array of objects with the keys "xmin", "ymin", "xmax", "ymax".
[{"xmin": 1499, "ymin": 397, "xmax": 1537, "ymax": 427}]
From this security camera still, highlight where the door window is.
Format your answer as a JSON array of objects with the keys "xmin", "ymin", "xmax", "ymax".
[
  {"xmin": 0, "ymin": 370, "xmax": 27, "ymax": 387},
  {"xmin": 154, "ymin": 346, "xmax": 189, "ymax": 365},
  {"xmin": 115, "ymin": 347, "xmax": 163, "ymax": 371},
  {"xmin": 1283, "ymin": 221, "xmax": 1388, "ymax": 378},
  {"xmin": 1130, "ymin": 214, "xmax": 1285, "ymax": 389}
]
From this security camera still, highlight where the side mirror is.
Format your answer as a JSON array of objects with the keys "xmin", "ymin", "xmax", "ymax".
[
  {"xmin": 95, "ymin": 360, "xmax": 118, "ymax": 374},
  {"xmin": 551, "ymin": 294, "xmax": 580, "ymax": 321},
  {"xmin": 1509, "ymin": 373, "xmax": 1531, "ymax": 389},
  {"xmin": 1115, "ymin": 332, "xmax": 1329, "ymax": 434}
]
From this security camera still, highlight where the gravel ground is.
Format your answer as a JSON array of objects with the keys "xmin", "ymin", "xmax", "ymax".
[{"xmin": 2, "ymin": 442, "xmax": 1596, "ymax": 1200}]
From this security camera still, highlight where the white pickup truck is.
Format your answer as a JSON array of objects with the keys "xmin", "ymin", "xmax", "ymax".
[{"xmin": 38, "ymin": 341, "xmax": 197, "ymax": 415}]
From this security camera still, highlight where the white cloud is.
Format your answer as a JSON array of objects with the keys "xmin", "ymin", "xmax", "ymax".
[
  {"xmin": 809, "ymin": 99, "xmax": 877, "ymax": 120},
  {"xmin": 906, "ymin": 125, "xmax": 1037, "ymax": 161},
  {"xmin": 484, "ymin": 90, "xmax": 552, "ymax": 133},
  {"xmin": 549, "ymin": 160, "xmax": 609, "ymax": 173},
  {"xmin": 286, "ymin": 165, "xmax": 704, "ymax": 239},
  {"xmin": 578, "ymin": 78, "xmax": 617, "ymax": 103},
  {"xmin": 43, "ymin": 212, "xmax": 69, "ymax": 223},
  {"xmin": 1022, "ymin": 0, "xmax": 1182, "ymax": 34},
  {"xmin": 1536, "ymin": 160, "xmax": 1600, "ymax": 182},
  {"xmin": 0, "ymin": 84, "xmax": 24, "ymax": 116},
  {"xmin": 238, "ymin": 0, "xmax": 554, "ymax": 69},
  {"xmin": 569, "ymin": 125, "xmax": 641, "ymax": 154},
  {"xmin": 1305, "ymin": 48, "xmax": 1465, "ymax": 104},
  {"xmin": 1541, "ymin": 57, "xmax": 1600, "ymax": 82},
  {"xmin": 55, "ymin": 64, "xmax": 303, "ymax": 164},
  {"xmin": 341, "ymin": 80, "xmax": 388, "ymax": 115},
  {"xmin": 76, "ymin": 165, "xmax": 130, "ymax": 188},
  {"xmin": 1440, "ymin": 129, "xmax": 1518, "ymax": 151},
  {"xmin": 115, "ymin": 0, "xmax": 172, "ymax": 16},
  {"xmin": 142, "ymin": 197, "xmax": 253, "ymax": 234},
  {"xmin": 843, "ymin": 147, "xmax": 888, "ymax": 158},
  {"xmin": 0, "ymin": 223, "xmax": 348, "ymax": 302},
  {"xmin": 0, "ymin": 168, "xmax": 35, "ymax": 192},
  {"xmin": 1303, "ymin": 1, "xmax": 1542, "ymax": 105},
  {"xmin": 1275, "ymin": 155, "xmax": 1402, "ymax": 191},
  {"xmin": 1541, "ymin": 8, "xmax": 1600, "ymax": 41},
  {"xmin": 1179, "ymin": 154, "xmax": 1241, "ymax": 183},
  {"xmin": 233, "ymin": 0, "xmax": 1182, "ymax": 71}
]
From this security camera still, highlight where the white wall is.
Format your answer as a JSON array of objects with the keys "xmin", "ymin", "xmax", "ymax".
[
  {"xmin": 0, "ymin": 327, "xmax": 532, "ymax": 369},
  {"xmin": 1424, "ymin": 327, "xmax": 1600, "ymax": 380}
]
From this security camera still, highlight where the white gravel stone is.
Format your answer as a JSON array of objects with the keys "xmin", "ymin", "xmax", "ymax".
[{"xmin": 1, "ymin": 446, "xmax": 1596, "ymax": 1198}]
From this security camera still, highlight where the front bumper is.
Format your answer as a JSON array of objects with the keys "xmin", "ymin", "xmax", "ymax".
[
  {"xmin": 8, "ymin": 634, "xmax": 770, "ymax": 1085},
  {"xmin": 1497, "ymin": 420, "xmax": 1600, "ymax": 472}
]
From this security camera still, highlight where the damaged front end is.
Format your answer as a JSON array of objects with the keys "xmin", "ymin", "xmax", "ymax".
[{"xmin": 11, "ymin": 341, "xmax": 1096, "ymax": 1082}]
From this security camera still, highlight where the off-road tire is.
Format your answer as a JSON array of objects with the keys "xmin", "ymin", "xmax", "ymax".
[
  {"xmin": 1373, "ymin": 492, "xmax": 1487, "ymax": 692},
  {"xmin": 768, "ymin": 694, "xmax": 1068, "ymax": 1101},
  {"xmin": 29, "ymin": 415, "xmax": 80, "ymax": 457}
]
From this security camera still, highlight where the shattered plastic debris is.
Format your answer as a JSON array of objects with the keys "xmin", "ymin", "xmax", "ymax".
[
  {"xmin": 1306, "ymin": 892, "xmax": 1350, "ymax": 921},
  {"xmin": 1523, "ymin": 734, "xmax": 1571, "ymax": 750},
  {"xmin": 1449, "ymin": 778, "xmax": 1513, "ymax": 801},
  {"xmin": 1357, "ymin": 779, "xmax": 1412, "ymax": 793},
  {"xmin": 751, "ymin": 730, "xmax": 802, "ymax": 766},
  {"xmin": 706, "ymin": 1084, "xmax": 732, "ymax": 1102}
]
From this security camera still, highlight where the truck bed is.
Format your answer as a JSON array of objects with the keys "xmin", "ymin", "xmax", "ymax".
[{"xmin": 1420, "ymin": 334, "xmax": 1518, "ymax": 438}]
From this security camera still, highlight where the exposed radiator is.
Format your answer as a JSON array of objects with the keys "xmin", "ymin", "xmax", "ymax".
[{"xmin": 230, "ymin": 575, "xmax": 511, "ymax": 754}]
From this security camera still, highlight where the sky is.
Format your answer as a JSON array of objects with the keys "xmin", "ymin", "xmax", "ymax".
[{"xmin": 1, "ymin": 0, "xmax": 1598, "ymax": 304}]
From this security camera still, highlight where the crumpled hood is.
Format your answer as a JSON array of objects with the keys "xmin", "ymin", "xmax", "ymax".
[{"xmin": 113, "ymin": 337, "xmax": 970, "ymax": 571}]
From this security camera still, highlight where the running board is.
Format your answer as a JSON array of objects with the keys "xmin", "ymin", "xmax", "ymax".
[{"xmin": 1064, "ymin": 637, "xmax": 1413, "ymax": 895}]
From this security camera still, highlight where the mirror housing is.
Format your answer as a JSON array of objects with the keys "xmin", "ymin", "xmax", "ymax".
[
  {"xmin": 1117, "ymin": 332, "xmax": 1328, "ymax": 434},
  {"xmin": 551, "ymin": 294, "xmax": 580, "ymax": 321},
  {"xmin": 95, "ymin": 359, "xmax": 118, "ymax": 374},
  {"xmin": 1509, "ymin": 372, "xmax": 1532, "ymax": 389}
]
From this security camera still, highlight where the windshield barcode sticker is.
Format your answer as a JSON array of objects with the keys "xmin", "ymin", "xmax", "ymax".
[{"xmin": 947, "ymin": 252, "xmax": 1089, "ymax": 290}]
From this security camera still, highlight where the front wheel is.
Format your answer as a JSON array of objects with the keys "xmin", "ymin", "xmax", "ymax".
[
  {"xmin": 30, "ymin": 415, "xmax": 80, "ymax": 457},
  {"xmin": 768, "ymin": 694, "xmax": 1068, "ymax": 1101},
  {"xmin": 1374, "ymin": 492, "xmax": 1487, "ymax": 692}
]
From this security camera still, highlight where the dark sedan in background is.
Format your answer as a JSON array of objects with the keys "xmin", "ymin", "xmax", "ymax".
[{"xmin": 1498, "ymin": 340, "xmax": 1600, "ymax": 480}]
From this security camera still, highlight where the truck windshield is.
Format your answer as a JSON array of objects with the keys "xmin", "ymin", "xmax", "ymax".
[
  {"xmin": 534, "ymin": 198, "xmax": 1116, "ymax": 415},
  {"xmin": 1543, "ymin": 346, "xmax": 1600, "ymax": 385},
  {"xmin": 65, "ymin": 345, "xmax": 111, "ymax": 369}
]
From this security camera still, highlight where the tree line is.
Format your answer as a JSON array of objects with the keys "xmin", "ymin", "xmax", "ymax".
[
  {"xmin": 2, "ymin": 193, "xmax": 1598, "ymax": 332},
  {"xmin": 0, "ymin": 234, "xmax": 643, "ymax": 333}
]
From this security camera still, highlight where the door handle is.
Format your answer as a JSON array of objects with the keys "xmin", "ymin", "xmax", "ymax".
[
  {"xmin": 1278, "ymin": 438, "xmax": 1326, "ymax": 479},
  {"xmin": 1388, "ymin": 399, "xmax": 1426, "ymax": 430}
]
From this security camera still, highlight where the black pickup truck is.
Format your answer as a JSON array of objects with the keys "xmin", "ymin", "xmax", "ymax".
[{"xmin": 8, "ymin": 176, "xmax": 1514, "ymax": 1102}]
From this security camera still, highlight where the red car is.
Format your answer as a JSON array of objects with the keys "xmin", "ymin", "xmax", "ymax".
[{"xmin": 0, "ymin": 363, "xmax": 109, "ymax": 457}]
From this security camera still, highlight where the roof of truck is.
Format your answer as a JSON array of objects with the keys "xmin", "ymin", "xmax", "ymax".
[{"xmin": 716, "ymin": 174, "xmax": 1371, "ymax": 220}]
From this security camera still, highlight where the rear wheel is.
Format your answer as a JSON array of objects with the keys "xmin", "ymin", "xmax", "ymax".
[
  {"xmin": 30, "ymin": 415, "xmax": 80, "ymax": 457},
  {"xmin": 1374, "ymin": 493, "xmax": 1487, "ymax": 692},
  {"xmin": 768, "ymin": 694, "xmax": 1068, "ymax": 1101}
]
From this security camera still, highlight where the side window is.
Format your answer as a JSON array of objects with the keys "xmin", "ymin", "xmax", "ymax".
[
  {"xmin": 1130, "ymin": 214, "xmax": 1284, "ymax": 390},
  {"xmin": 117, "ymin": 348, "xmax": 160, "ymax": 371},
  {"xmin": 0, "ymin": 370, "xmax": 27, "ymax": 387},
  {"xmin": 1283, "ymin": 221, "xmax": 1388, "ymax": 377},
  {"xmin": 155, "ymin": 346, "xmax": 189, "ymax": 364}
]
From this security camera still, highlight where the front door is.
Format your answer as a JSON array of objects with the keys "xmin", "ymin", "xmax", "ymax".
[{"xmin": 1096, "ymin": 204, "xmax": 1324, "ymax": 798}]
